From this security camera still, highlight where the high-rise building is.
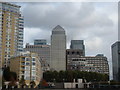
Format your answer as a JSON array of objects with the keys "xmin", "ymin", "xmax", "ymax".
[
  {"xmin": 70, "ymin": 40, "xmax": 85, "ymax": 56},
  {"xmin": 50, "ymin": 25, "xmax": 66, "ymax": 71},
  {"xmin": 24, "ymin": 43, "xmax": 50, "ymax": 72},
  {"xmin": 0, "ymin": 2, "xmax": 24, "ymax": 68},
  {"xmin": 10, "ymin": 51, "xmax": 42, "ymax": 87},
  {"xmin": 34, "ymin": 39, "xmax": 47, "ymax": 45},
  {"xmin": 112, "ymin": 41, "xmax": 120, "ymax": 81}
]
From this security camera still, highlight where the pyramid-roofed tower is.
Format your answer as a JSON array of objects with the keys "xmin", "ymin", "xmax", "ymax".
[
  {"xmin": 52, "ymin": 25, "xmax": 65, "ymax": 31},
  {"xmin": 50, "ymin": 25, "xmax": 66, "ymax": 71}
]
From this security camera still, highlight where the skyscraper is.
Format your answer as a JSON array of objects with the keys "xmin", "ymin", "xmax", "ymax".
[
  {"xmin": 0, "ymin": 2, "xmax": 24, "ymax": 68},
  {"xmin": 50, "ymin": 25, "xmax": 66, "ymax": 71},
  {"xmin": 70, "ymin": 40, "xmax": 85, "ymax": 56},
  {"xmin": 112, "ymin": 41, "xmax": 120, "ymax": 81}
]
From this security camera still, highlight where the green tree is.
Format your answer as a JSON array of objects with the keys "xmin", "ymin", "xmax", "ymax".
[{"xmin": 19, "ymin": 76, "xmax": 26, "ymax": 88}]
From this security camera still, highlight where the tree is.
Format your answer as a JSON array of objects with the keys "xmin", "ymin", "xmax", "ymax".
[
  {"xmin": 3, "ymin": 67, "xmax": 11, "ymax": 81},
  {"xmin": 30, "ymin": 81, "xmax": 36, "ymax": 88},
  {"xmin": 19, "ymin": 76, "xmax": 26, "ymax": 88}
]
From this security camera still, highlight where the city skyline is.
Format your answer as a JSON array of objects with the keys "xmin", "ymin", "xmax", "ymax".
[{"xmin": 15, "ymin": 2, "xmax": 117, "ymax": 79}]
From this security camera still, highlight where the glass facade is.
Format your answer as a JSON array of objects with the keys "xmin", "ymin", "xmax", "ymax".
[{"xmin": 112, "ymin": 41, "xmax": 120, "ymax": 81}]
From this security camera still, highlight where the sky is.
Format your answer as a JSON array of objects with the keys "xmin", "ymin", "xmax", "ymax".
[{"xmin": 16, "ymin": 2, "xmax": 118, "ymax": 79}]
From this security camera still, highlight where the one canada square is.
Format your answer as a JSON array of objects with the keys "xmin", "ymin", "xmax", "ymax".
[{"xmin": 50, "ymin": 25, "xmax": 66, "ymax": 71}]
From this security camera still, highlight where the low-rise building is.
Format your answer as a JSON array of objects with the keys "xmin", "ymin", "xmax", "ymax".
[
  {"xmin": 66, "ymin": 50, "xmax": 109, "ymax": 74},
  {"xmin": 10, "ymin": 51, "xmax": 42, "ymax": 87}
]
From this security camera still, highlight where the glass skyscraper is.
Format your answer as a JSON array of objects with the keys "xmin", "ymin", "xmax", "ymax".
[{"xmin": 112, "ymin": 41, "xmax": 120, "ymax": 81}]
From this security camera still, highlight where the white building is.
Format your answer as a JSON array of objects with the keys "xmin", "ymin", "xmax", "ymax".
[{"xmin": 50, "ymin": 25, "xmax": 66, "ymax": 71}]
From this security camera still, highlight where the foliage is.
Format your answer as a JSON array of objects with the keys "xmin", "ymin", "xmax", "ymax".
[
  {"xmin": 30, "ymin": 81, "xmax": 36, "ymax": 88},
  {"xmin": 43, "ymin": 70, "xmax": 109, "ymax": 82},
  {"xmin": 19, "ymin": 76, "xmax": 26, "ymax": 88}
]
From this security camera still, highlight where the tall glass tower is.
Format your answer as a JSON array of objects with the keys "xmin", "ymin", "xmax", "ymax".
[
  {"xmin": 50, "ymin": 25, "xmax": 66, "ymax": 71},
  {"xmin": 112, "ymin": 41, "xmax": 120, "ymax": 82}
]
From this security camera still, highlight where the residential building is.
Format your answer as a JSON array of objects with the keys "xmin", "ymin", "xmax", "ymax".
[
  {"xmin": 34, "ymin": 39, "xmax": 47, "ymax": 45},
  {"xmin": 0, "ymin": 2, "xmax": 24, "ymax": 68},
  {"xmin": 50, "ymin": 25, "xmax": 66, "ymax": 71},
  {"xmin": 70, "ymin": 40, "xmax": 85, "ymax": 56},
  {"xmin": 111, "ymin": 41, "xmax": 120, "ymax": 81},
  {"xmin": 10, "ymin": 51, "xmax": 42, "ymax": 87},
  {"xmin": 24, "ymin": 43, "xmax": 50, "ymax": 72}
]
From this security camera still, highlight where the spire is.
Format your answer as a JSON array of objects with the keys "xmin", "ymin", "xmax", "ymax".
[{"xmin": 52, "ymin": 25, "xmax": 65, "ymax": 31}]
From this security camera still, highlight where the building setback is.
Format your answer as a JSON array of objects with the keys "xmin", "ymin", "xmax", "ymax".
[
  {"xmin": 112, "ymin": 41, "xmax": 120, "ymax": 81},
  {"xmin": 0, "ymin": 2, "xmax": 24, "ymax": 68},
  {"xmin": 50, "ymin": 25, "xmax": 66, "ymax": 71},
  {"xmin": 10, "ymin": 51, "xmax": 42, "ymax": 87}
]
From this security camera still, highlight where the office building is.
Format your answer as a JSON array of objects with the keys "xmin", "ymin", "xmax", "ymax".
[
  {"xmin": 34, "ymin": 39, "xmax": 47, "ymax": 45},
  {"xmin": 50, "ymin": 25, "xmax": 66, "ymax": 71},
  {"xmin": 0, "ymin": 2, "xmax": 24, "ymax": 68},
  {"xmin": 24, "ymin": 43, "xmax": 50, "ymax": 72},
  {"xmin": 66, "ymin": 49, "xmax": 84, "ymax": 70},
  {"xmin": 112, "ymin": 41, "xmax": 120, "ymax": 81},
  {"xmin": 67, "ymin": 58, "xmax": 100, "ymax": 73},
  {"xmin": 70, "ymin": 40, "xmax": 85, "ymax": 56},
  {"xmin": 10, "ymin": 51, "xmax": 42, "ymax": 87},
  {"xmin": 66, "ymin": 51, "xmax": 109, "ymax": 74}
]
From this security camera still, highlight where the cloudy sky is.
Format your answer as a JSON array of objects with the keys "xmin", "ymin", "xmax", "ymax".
[{"xmin": 16, "ymin": 2, "xmax": 118, "ymax": 79}]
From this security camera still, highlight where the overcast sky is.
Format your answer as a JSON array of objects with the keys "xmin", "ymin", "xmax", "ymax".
[{"xmin": 16, "ymin": 2, "xmax": 118, "ymax": 79}]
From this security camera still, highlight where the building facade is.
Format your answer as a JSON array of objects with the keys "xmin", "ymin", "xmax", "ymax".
[
  {"xmin": 10, "ymin": 51, "xmax": 42, "ymax": 86},
  {"xmin": 50, "ymin": 25, "xmax": 66, "ymax": 71},
  {"xmin": 112, "ymin": 41, "xmax": 120, "ymax": 81},
  {"xmin": 34, "ymin": 39, "xmax": 47, "ymax": 45},
  {"xmin": 70, "ymin": 40, "xmax": 85, "ymax": 56},
  {"xmin": 0, "ymin": 2, "xmax": 24, "ymax": 68},
  {"xmin": 67, "ymin": 58, "xmax": 100, "ymax": 73},
  {"xmin": 66, "ymin": 51, "xmax": 109, "ymax": 74},
  {"xmin": 24, "ymin": 43, "xmax": 50, "ymax": 72},
  {"xmin": 66, "ymin": 49, "xmax": 84, "ymax": 70}
]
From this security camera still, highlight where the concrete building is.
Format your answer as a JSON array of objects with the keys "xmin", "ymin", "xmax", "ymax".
[
  {"xmin": 34, "ymin": 39, "xmax": 47, "ymax": 45},
  {"xmin": 66, "ymin": 49, "xmax": 85, "ymax": 70},
  {"xmin": 24, "ymin": 43, "xmax": 50, "ymax": 72},
  {"xmin": 0, "ymin": 2, "xmax": 24, "ymax": 68},
  {"xmin": 64, "ymin": 79, "xmax": 84, "ymax": 88},
  {"xmin": 70, "ymin": 40, "xmax": 85, "ymax": 56},
  {"xmin": 111, "ymin": 41, "xmax": 120, "ymax": 81},
  {"xmin": 10, "ymin": 51, "xmax": 42, "ymax": 87},
  {"xmin": 66, "ymin": 50, "xmax": 109, "ymax": 74},
  {"xmin": 67, "ymin": 58, "xmax": 100, "ymax": 73},
  {"xmin": 50, "ymin": 25, "xmax": 66, "ymax": 71}
]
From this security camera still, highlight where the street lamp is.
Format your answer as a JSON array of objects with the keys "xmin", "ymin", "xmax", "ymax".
[{"xmin": 63, "ymin": 79, "xmax": 65, "ymax": 88}]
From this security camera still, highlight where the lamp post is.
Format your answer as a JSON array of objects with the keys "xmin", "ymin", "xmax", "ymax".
[{"xmin": 63, "ymin": 78, "xmax": 65, "ymax": 88}]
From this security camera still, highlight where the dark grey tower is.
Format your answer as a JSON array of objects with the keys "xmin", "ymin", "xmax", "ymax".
[{"xmin": 112, "ymin": 41, "xmax": 120, "ymax": 81}]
